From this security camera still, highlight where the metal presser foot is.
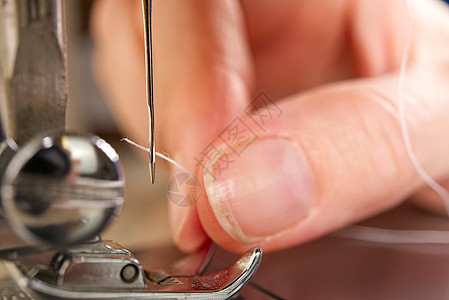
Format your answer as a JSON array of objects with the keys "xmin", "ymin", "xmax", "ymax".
[
  {"xmin": 0, "ymin": 1, "xmax": 261, "ymax": 299},
  {"xmin": 4, "ymin": 240, "xmax": 261, "ymax": 300}
]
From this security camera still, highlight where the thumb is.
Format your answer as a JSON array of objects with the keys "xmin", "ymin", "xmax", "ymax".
[{"xmin": 195, "ymin": 69, "xmax": 449, "ymax": 253}]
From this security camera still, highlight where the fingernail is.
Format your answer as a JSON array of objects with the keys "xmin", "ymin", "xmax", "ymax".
[{"xmin": 203, "ymin": 137, "xmax": 314, "ymax": 243}]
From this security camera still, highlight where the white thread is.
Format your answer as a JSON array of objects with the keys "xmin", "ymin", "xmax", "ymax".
[
  {"xmin": 337, "ymin": 0, "xmax": 449, "ymax": 245},
  {"xmin": 121, "ymin": 138, "xmax": 194, "ymax": 176},
  {"xmin": 335, "ymin": 225, "xmax": 449, "ymax": 244},
  {"xmin": 397, "ymin": 0, "xmax": 449, "ymax": 214}
]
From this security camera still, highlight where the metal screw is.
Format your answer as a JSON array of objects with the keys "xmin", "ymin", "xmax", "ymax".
[{"xmin": 120, "ymin": 264, "xmax": 139, "ymax": 283}]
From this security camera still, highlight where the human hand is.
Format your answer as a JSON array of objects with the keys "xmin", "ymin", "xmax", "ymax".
[{"xmin": 91, "ymin": 0, "xmax": 449, "ymax": 253}]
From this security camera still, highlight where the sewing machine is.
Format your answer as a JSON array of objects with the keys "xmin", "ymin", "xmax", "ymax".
[
  {"xmin": 3, "ymin": 1, "xmax": 449, "ymax": 299},
  {"xmin": 0, "ymin": 1, "xmax": 261, "ymax": 299}
]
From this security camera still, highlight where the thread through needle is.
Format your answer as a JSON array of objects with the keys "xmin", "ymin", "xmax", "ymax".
[{"xmin": 121, "ymin": 138, "xmax": 193, "ymax": 176}]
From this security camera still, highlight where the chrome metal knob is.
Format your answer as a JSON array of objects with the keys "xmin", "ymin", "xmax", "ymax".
[{"xmin": 0, "ymin": 132, "xmax": 124, "ymax": 248}]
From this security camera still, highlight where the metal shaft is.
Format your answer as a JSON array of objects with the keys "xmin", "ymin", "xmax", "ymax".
[
  {"xmin": 0, "ymin": 0, "xmax": 69, "ymax": 257},
  {"xmin": 0, "ymin": 0, "xmax": 67, "ymax": 145}
]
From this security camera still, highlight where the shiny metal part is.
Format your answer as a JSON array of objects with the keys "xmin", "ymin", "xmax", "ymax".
[
  {"xmin": 141, "ymin": 0, "xmax": 155, "ymax": 184},
  {"xmin": 0, "ymin": 0, "xmax": 67, "ymax": 145},
  {"xmin": 0, "ymin": 132, "xmax": 124, "ymax": 256},
  {"xmin": 4, "ymin": 239, "xmax": 261, "ymax": 299},
  {"xmin": 38, "ymin": 240, "xmax": 146, "ymax": 290}
]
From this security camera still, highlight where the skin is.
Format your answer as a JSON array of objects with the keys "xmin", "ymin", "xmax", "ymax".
[{"xmin": 91, "ymin": 0, "xmax": 449, "ymax": 253}]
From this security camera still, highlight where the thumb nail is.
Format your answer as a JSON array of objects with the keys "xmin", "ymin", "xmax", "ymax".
[{"xmin": 203, "ymin": 136, "xmax": 314, "ymax": 243}]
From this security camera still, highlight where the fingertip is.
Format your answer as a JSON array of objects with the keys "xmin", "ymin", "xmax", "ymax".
[{"xmin": 169, "ymin": 202, "xmax": 209, "ymax": 253}]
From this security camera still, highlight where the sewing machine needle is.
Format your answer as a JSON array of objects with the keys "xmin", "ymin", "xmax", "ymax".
[{"xmin": 142, "ymin": 0, "xmax": 155, "ymax": 183}]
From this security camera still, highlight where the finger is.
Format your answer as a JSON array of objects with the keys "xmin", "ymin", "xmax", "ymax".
[
  {"xmin": 154, "ymin": 0, "xmax": 254, "ymax": 252},
  {"xmin": 239, "ymin": 0, "xmax": 408, "ymax": 99},
  {"xmin": 91, "ymin": 0, "xmax": 147, "ymax": 143},
  {"xmin": 410, "ymin": 178, "xmax": 449, "ymax": 215},
  {"xmin": 93, "ymin": 0, "xmax": 255, "ymax": 252},
  {"xmin": 193, "ymin": 58, "xmax": 449, "ymax": 253}
]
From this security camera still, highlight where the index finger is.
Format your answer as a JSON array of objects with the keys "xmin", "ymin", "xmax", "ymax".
[{"xmin": 91, "ymin": 0, "xmax": 255, "ymax": 252}]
